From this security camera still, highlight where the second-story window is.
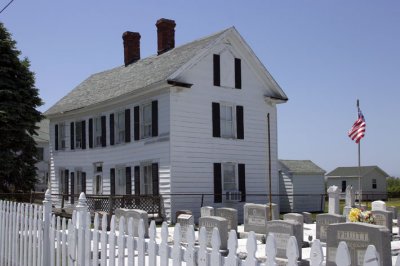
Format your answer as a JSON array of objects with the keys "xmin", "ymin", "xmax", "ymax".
[
  {"xmin": 94, "ymin": 117, "xmax": 102, "ymax": 147},
  {"xmin": 212, "ymin": 102, "xmax": 244, "ymax": 139},
  {"xmin": 57, "ymin": 123, "xmax": 66, "ymax": 150},
  {"xmin": 141, "ymin": 103, "xmax": 152, "ymax": 139},
  {"xmin": 220, "ymin": 104, "xmax": 234, "ymax": 138},
  {"xmin": 116, "ymin": 111, "xmax": 125, "ymax": 144},
  {"xmin": 75, "ymin": 121, "xmax": 82, "ymax": 149}
]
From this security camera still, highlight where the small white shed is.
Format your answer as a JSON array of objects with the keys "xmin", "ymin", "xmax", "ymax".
[{"xmin": 279, "ymin": 160, "xmax": 325, "ymax": 213}]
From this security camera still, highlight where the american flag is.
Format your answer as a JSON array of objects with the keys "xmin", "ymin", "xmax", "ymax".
[{"xmin": 348, "ymin": 108, "xmax": 366, "ymax": 144}]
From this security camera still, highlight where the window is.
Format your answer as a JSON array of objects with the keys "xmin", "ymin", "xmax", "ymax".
[
  {"xmin": 341, "ymin": 180, "xmax": 347, "ymax": 193},
  {"xmin": 213, "ymin": 53, "xmax": 241, "ymax": 89},
  {"xmin": 36, "ymin": 147, "xmax": 44, "ymax": 161},
  {"xmin": 93, "ymin": 162, "xmax": 103, "ymax": 194},
  {"xmin": 222, "ymin": 163, "xmax": 237, "ymax": 191},
  {"xmin": 59, "ymin": 168, "xmax": 67, "ymax": 194},
  {"xmin": 141, "ymin": 103, "xmax": 152, "ymax": 139},
  {"xmin": 372, "ymin": 179, "xmax": 377, "ymax": 189},
  {"xmin": 212, "ymin": 103, "xmax": 244, "ymax": 139},
  {"xmin": 220, "ymin": 104, "xmax": 234, "ymax": 138},
  {"xmin": 116, "ymin": 111, "xmax": 125, "ymax": 144},
  {"xmin": 142, "ymin": 163, "xmax": 153, "ymax": 195},
  {"xmin": 75, "ymin": 170, "xmax": 83, "ymax": 194},
  {"xmin": 116, "ymin": 167, "xmax": 126, "ymax": 194},
  {"xmin": 75, "ymin": 122, "xmax": 82, "ymax": 149},
  {"xmin": 94, "ymin": 117, "xmax": 102, "ymax": 147}
]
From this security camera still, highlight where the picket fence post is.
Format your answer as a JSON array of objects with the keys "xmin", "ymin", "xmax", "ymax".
[{"xmin": 42, "ymin": 189, "xmax": 52, "ymax": 266}]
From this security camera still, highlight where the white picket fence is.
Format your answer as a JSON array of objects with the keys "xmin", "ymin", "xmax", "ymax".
[{"xmin": 0, "ymin": 191, "xmax": 399, "ymax": 266}]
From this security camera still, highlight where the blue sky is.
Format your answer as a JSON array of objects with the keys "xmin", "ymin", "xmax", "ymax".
[{"xmin": 2, "ymin": 1, "xmax": 399, "ymax": 176}]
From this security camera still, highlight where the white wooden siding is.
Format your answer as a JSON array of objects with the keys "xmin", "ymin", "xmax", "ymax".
[
  {"xmin": 292, "ymin": 174, "xmax": 325, "ymax": 212},
  {"xmin": 170, "ymin": 44, "xmax": 280, "ymax": 221}
]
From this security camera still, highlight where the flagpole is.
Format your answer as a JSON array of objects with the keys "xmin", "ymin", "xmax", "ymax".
[
  {"xmin": 267, "ymin": 113, "xmax": 272, "ymax": 220},
  {"xmin": 357, "ymin": 99, "xmax": 362, "ymax": 207}
]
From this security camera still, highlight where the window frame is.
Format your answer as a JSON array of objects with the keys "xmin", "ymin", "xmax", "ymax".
[
  {"xmin": 222, "ymin": 162, "xmax": 238, "ymax": 192},
  {"xmin": 141, "ymin": 103, "xmax": 152, "ymax": 139},
  {"xmin": 220, "ymin": 103, "xmax": 235, "ymax": 139},
  {"xmin": 115, "ymin": 111, "xmax": 125, "ymax": 144},
  {"xmin": 93, "ymin": 162, "xmax": 103, "ymax": 194},
  {"xmin": 93, "ymin": 116, "xmax": 102, "ymax": 147},
  {"xmin": 74, "ymin": 169, "xmax": 83, "ymax": 194},
  {"xmin": 59, "ymin": 168, "xmax": 66, "ymax": 194},
  {"xmin": 75, "ymin": 121, "xmax": 83, "ymax": 149},
  {"xmin": 115, "ymin": 165, "xmax": 126, "ymax": 195},
  {"xmin": 372, "ymin": 178, "xmax": 377, "ymax": 189},
  {"xmin": 141, "ymin": 162, "xmax": 153, "ymax": 195}
]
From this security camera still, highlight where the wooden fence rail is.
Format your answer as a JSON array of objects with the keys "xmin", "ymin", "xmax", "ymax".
[{"xmin": 0, "ymin": 191, "xmax": 398, "ymax": 266}]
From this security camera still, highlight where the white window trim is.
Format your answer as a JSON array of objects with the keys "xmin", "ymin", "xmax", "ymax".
[
  {"xmin": 115, "ymin": 165, "xmax": 126, "ymax": 195},
  {"xmin": 140, "ymin": 161, "xmax": 153, "ymax": 195},
  {"xmin": 74, "ymin": 168, "xmax": 83, "ymax": 194},
  {"xmin": 141, "ymin": 102, "xmax": 152, "ymax": 139},
  {"xmin": 222, "ymin": 162, "xmax": 238, "ymax": 193},
  {"xmin": 94, "ymin": 116, "xmax": 102, "ymax": 148},
  {"xmin": 115, "ymin": 110, "xmax": 125, "ymax": 144},
  {"xmin": 93, "ymin": 162, "xmax": 103, "ymax": 194},
  {"xmin": 220, "ymin": 102, "xmax": 236, "ymax": 139},
  {"xmin": 75, "ymin": 121, "xmax": 83, "ymax": 149}
]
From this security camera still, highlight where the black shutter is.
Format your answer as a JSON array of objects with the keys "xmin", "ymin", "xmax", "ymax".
[
  {"xmin": 213, "ymin": 54, "xmax": 220, "ymax": 86},
  {"xmin": 235, "ymin": 58, "xmax": 242, "ymax": 89},
  {"xmin": 134, "ymin": 106, "xmax": 140, "ymax": 141},
  {"xmin": 152, "ymin": 101, "xmax": 158, "ymax": 137},
  {"xmin": 152, "ymin": 163, "xmax": 159, "ymax": 196},
  {"xmin": 110, "ymin": 113, "xmax": 115, "ymax": 145},
  {"xmin": 70, "ymin": 172, "xmax": 75, "ymax": 204},
  {"xmin": 81, "ymin": 121, "xmax": 86, "ymax": 149},
  {"xmin": 64, "ymin": 169, "xmax": 69, "ymax": 194},
  {"xmin": 212, "ymin": 102, "xmax": 220, "ymax": 137},
  {"xmin": 110, "ymin": 168, "xmax": 115, "ymax": 195},
  {"xmin": 70, "ymin": 122, "xmax": 75, "ymax": 150},
  {"xmin": 88, "ymin": 119, "xmax": 93, "ymax": 148},
  {"xmin": 125, "ymin": 109, "xmax": 131, "ymax": 142},
  {"xmin": 101, "ymin": 116, "xmax": 106, "ymax": 147},
  {"xmin": 55, "ymin": 125, "xmax": 59, "ymax": 151},
  {"xmin": 238, "ymin": 164, "xmax": 246, "ymax": 202},
  {"xmin": 134, "ymin": 166, "xmax": 140, "ymax": 195},
  {"xmin": 214, "ymin": 163, "xmax": 222, "ymax": 203},
  {"xmin": 82, "ymin": 172, "xmax": 86, "ymax": 194},
  {"xmin": 126, "ymin": 167, "xmax": 132, "ymax": 194},
  {"xmin": 236, "ymin": 105, "xmax": 244, "ymax": 139}
]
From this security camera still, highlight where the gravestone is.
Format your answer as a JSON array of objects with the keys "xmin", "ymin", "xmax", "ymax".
[
  {"xmin": 327, "ymin": 185, "xmax": 340, "ymax": 215},
  {"xmin": 371, "ymin": 200, "xmax": 386, "ymax": 211},
  {"xmin": 200, "ymin": 206, "xmax": 214, "ymax": 217},
  {"xmin": 372, "ymin": 210, "xmax": 393, "ymax": 233},
  {"xmin": 175, "ymin": 209, "xmax": 192, "ymax": 223},
  {"xmin": 199, "ymin": 216, "xmax": 229, "ymax": 250},
  {"xmin": 115, "ymin": 208, "xmax": 149, "ymax": 237},
  {"xmin": 215, "ymin": 207, "xmax": 238, "ymax": 232},
  {"xmin": 302, "ymin": 212, "xmax": 313, "ymax": 224},
  {"xmin": 244, "ymin": 203, "xmax": 268, "ymax": 234},
  {"xmin": 345, "ymin": 185, "xmax": 355, "ymax": 207},
  {"xmin": 283, "ymin": 213, "xmax": 304, "ymax": 244},
  {"xmin": 316, "ymin": 213, "xmax": 345, "ymax": 242},
  {"xmin": 265, "ymin": 220, "xmax": 302, "ymax": 260},
  {"xmin": 177, "ymin": 214, "xmax": 194, "ymax": 243},
  {"xmin": 267, "ymin": 203, "xmax": 279, "ymax": 220},
  {"xmin": 326, "ymin": 222, "xmax": 391, "ymax": 266},
  {"xmin": 386, "ymin": 206, "xmax": 397, "ymax": 221}
]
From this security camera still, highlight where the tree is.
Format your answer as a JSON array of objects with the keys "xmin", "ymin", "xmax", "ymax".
[{"xmin": 0, "ymin": 23, "xmax": 43, "ymax": 192}]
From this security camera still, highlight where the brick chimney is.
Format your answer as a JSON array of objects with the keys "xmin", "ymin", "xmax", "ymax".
[
  {"xmin": 122, "ymin": 31, "xmax": 141, "ymax": 66},
  {"xmin": 156, "ymin": 18, "xmax": 176, "ymax": 55}
]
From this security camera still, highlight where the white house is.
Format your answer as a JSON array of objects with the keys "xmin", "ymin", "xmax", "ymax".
[
  {"xmin": 45, "ymin": 19, "xmax": 288, "ymax": 222},
  {"xmin": 33, "ymin": 119, "xmax": 50, "ymax": 192},
  {"xmin": 278, "ymin": 160, "xmax": 325, "ymax": 213}
]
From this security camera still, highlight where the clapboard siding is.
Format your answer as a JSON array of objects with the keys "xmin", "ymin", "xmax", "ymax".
[
  {"xmin": 169, "ymin": 47, "xmax": 280, "ymax": 219},
  {"xmin": 292, "ymin": 175, "xmax": 325, "ymax": 212}
]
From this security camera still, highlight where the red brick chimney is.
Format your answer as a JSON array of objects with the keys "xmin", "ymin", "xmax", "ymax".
[
  {"xmin": 156, "ymin": 18, "xmax": 176, "ymax": 55},
  {"xmin": 122, "ymin": 31, "xmax": 141, "ymax": 66}
]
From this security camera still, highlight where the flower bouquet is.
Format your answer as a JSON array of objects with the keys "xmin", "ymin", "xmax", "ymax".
[{"xmin": 348, "ymin": 208, "xmax": 375, "ymax": 224}]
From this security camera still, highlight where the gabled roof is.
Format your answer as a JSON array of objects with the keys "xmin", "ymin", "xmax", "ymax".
[
  {"xmin": 45, "ymin": 27, "xmax": 287, "ymax": 116},
  {"xmin": 326, "ymin": 166, "xmax": 389, "ymax": 178},
  {"xmin": 279, "ymin": 160, "xmax": 325, "ymax": 174}
]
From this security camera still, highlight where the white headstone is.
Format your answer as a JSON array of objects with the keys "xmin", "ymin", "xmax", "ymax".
[
  {"xmin": 345, "ymin": 185, "xmax": 355, "ymax": 207},
  {"xmin": 201, "ymin": 206, "xmax": 215, "ymax": 217},
  {"xmin": 371, "ymin": 200, "xmax": 386, "ymax": 211},
  {"xmin": 327, "ymin": 185, "xmax": 340, "ymax": 215},
  {"xmin": 177, "ymin": 214, "xmax": 194, "ymax": 243}
]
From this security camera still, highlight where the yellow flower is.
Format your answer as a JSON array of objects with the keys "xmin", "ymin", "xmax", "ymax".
[{"xmin": 348, "ymin": 208, "xmax": 362, "ymax": 222}]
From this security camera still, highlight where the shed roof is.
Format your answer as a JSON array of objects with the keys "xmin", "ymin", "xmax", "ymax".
[
  {"xmin": 326, "ymin": 166, "xmax": 389, "ymax": 178},
  {"xmin": 279, "ymin": 160, "xmax": 325, "ymax": 174}
]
